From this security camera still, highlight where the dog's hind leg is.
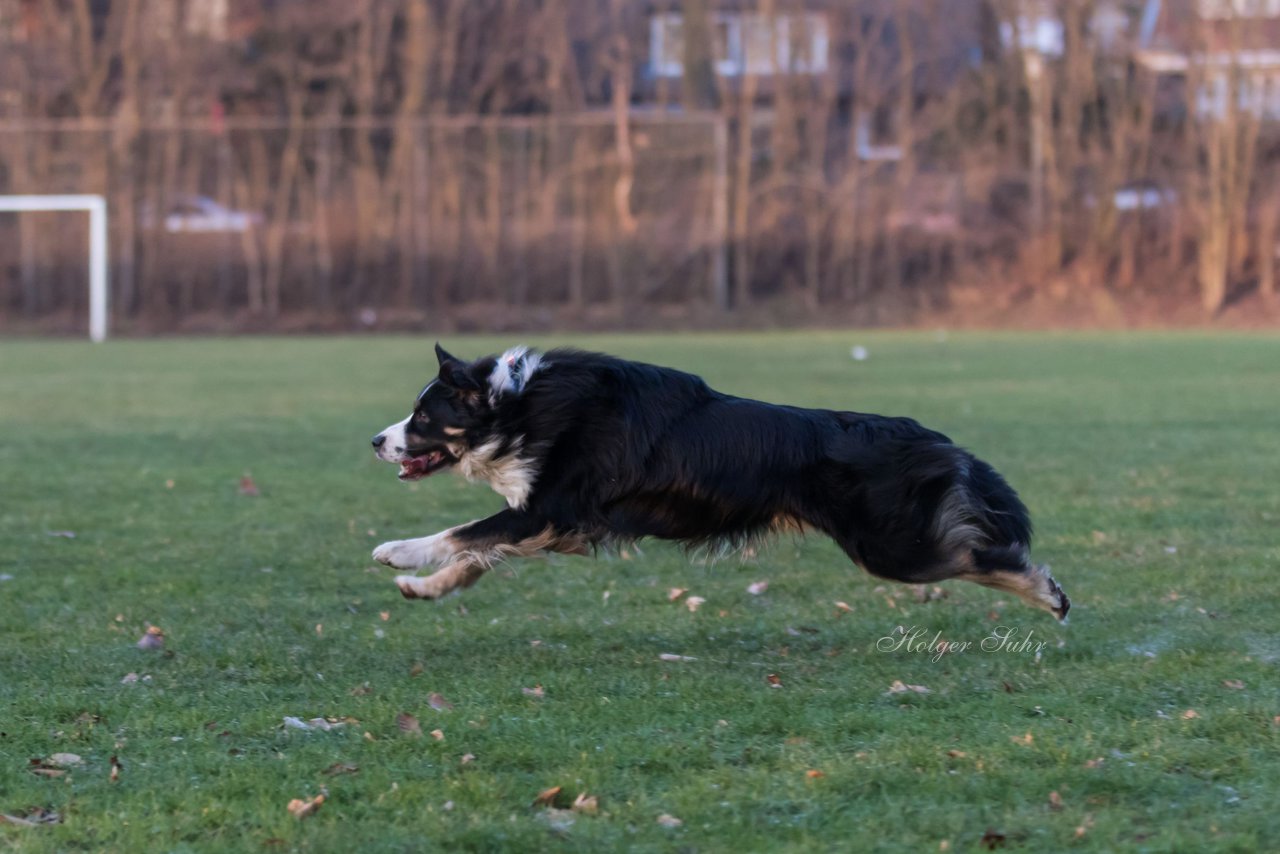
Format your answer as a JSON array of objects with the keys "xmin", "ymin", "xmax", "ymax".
[{"xmin": 958, "ymin": 546, "xmax": 1070, "ymax": 622}]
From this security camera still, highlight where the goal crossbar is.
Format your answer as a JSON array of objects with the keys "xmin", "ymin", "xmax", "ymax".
[{"xmin": 0, "ymin": 194, "xmax": 108, "ymax": 342}]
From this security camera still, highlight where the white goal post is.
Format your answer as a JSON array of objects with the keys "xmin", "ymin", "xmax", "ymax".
[{"xmin": 0, "ymin": 194, "xmax": 109, "ymax": 342}]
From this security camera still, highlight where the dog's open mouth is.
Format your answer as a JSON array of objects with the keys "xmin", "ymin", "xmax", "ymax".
[{"xmin": 398, "ymin": 449, "xmax": 454, "ymax": 480}]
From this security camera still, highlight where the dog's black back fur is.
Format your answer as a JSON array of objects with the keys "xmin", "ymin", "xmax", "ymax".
[{"xmin": 492, "ymin": 349, "xmax": 1028, "ymax": 582}]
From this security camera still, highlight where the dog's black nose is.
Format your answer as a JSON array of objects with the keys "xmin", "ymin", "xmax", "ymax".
[{"xmin": 371, "ymin": 434, "xmax": 386, "ymax": 449}]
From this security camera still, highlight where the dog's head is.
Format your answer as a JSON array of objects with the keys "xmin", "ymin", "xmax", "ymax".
[{"xmin": 371, "ymin": 344, "xmax": 538, "ymax": 481}]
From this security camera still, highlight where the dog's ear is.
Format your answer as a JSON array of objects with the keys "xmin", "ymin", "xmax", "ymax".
[
  {"xmin": 437, "ymin": 354, "xmax": 481, "ymax": 394},
  {"xmin": 434, "ymin": 342, "xmax": 460, "ymax": 367}
]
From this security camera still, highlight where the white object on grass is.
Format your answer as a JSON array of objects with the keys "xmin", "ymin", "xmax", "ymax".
[{"xmin": 851, "ymin": 345, "xmax": 869, "ymax": 361}]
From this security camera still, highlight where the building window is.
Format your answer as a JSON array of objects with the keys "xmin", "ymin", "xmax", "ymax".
[
  {"xmin": 1197, "ymin": 0, "xmax": 1280, "ymax": 18},
  {"xmin": 651, "ymin": 14, "xmax": 685, "ymax": 77},
  {"xmin": 650, "ymin": 12, "xmax": 829, "ymax": 78},
  {"xmin": 1196, "ymin": 69, "xmax": 1280, "ymax": 119}
]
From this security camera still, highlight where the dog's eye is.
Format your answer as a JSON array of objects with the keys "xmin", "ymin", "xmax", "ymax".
[{"xmin": 414, "ymin": 411, "xmax": 430, "ymax": 422}]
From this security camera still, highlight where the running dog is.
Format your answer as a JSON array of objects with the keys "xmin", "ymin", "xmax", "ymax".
[{"xmin": 370, "ymin": 345, "xmax": 1068, "ymax": 620}]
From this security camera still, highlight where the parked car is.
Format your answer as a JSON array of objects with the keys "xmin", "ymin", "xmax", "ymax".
[
  {"xmin": 139, "ymin": 194, "xmax": 263, "ymax": 234},
  {"xmin": 1112, "ymin": 181, "xmax": 1177, "ymax": 212},
  {"xmin": 1083, "ymin": 180, "xmax": 1178, "ymax": 212}
]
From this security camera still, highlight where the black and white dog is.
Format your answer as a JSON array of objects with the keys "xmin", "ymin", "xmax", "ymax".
[{"xmin": 371, "ymin": 345, "xmax": 1069, "ymax": 620}]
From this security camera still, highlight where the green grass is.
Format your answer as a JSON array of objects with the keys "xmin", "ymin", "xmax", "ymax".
[{"xmin": 1, "ymin": 331, "xmax": 1278, "ymax": 853}]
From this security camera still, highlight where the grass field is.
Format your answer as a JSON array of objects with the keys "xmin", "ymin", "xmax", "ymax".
[{"xmin": 1, "ymin": 331, "xmax": 1278, "ymax": 852}]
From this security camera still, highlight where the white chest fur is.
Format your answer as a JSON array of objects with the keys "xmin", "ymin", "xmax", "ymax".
[{"xmin": 458, "ymin": 438, "xmax": 537, "ymax": 509}]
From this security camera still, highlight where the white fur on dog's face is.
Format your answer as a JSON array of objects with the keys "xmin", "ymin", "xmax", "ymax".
[{"xmin": 373, "ymin": 415, "xmax": 412, "ymax": 463}]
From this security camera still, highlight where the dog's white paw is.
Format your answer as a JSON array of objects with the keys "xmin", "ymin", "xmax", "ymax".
[
  {"xmin": 395, "ymin": 574, "xmax": 444, "ymax": 599},
  {"xmin": 373, "ymin": 539, "xmax": 431, "ymax": 570},
  {"xmin": 394, "ymin": 562, "xmax": 487, "ymax": 601}
]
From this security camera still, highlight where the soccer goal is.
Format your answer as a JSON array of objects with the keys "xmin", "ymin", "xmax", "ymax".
[{"xmin": 0, "ymin": 194, "xmax": 109, "ymax": 342}]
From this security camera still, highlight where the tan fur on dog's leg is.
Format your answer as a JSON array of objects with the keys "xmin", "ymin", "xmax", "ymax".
[
  {"xmin": 395, "ymin": 559, "xmax": 486, "ymax": 600},
  {"xmin": 960, "ymin": 564, "xmax": 1070, "ymax": 621}
]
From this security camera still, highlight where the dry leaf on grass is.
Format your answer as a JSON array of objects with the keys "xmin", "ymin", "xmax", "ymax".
[
  {"xmin": 747, "ymin": 581, "xmax": 769, "ymax": 595},
  {"xmin": 0, "ymin": 807, "xmax": 61, "ymax": 827},
  {"xmin": 349, "ymin": 682, "xmax": 373, "ymax": 696},
  {"xmin": 109, "ymin": 755, "xmax": 122, "ymax": 783},
  {"xmin": 522, "ymin": 685, "xmax": 545, "ymax": 698},
  {"xmin": 27, "ymin": 759, "xmax": 66, "ymax": 778},
  {"xmin": 1048, "ymin": 791, "xmax": 1064, "ymax": 811},
  {"xmin": 1011, "ymin": 732, "xmax": 1034, "ymax": 746},
  {"xmin": 886, "ymin": 680, "xmax": 931, "ymax": 695},
  {"xmin": 409, "ymin": 662, "xmax": 424, "ymax": 677},
  {"xmin": 667, "ymin": 587, "xmax": 689, "ymax": 602},
  {"xmin": 136, "ymin": 625, "xmax": 165, "ymax": 650},
  {"xmin": 946, "ymin": 750, "xmax": 967, "ymax": 759},
  {"xmin": 1181, "ymin": 709, "xmax": 1200, "ymax": 720},
  {"xmin": 47, "ymin": 753, "xmax": 83, "ymax": 768},
  {"xmin": 834, "ymin": 601, "xmax": 853, "ymax": 615},
  {"xmin": 766, "ymin": 673, "xmax": 783, "ymax": 688},
  {"xmin": 913, "ymin": 585, "xmax": 948, "ymax": 603},
  {"xmin": 287, "ymin": 794, "xmax": 325, "ymax": 819},
  {"xmin": 460, "ymin": 753, "xmax": 476, "ymax": 765},
  {"xmin": 532, "ymin": 786, "xmax": 563, "ymax": 808},
  {"xmin": 321, "ymin": 763, "xmax": 359, "ymax": 777},
  {"xmin": 396, "ymin": 713, "xmax": 422, "ymax": 737},
  {"xmin": 284, "ymin": 716, "xmax": 346, "ymax": 732},
  {"xmin": 685, "ymin": 596, "xmax": 706, "ymax": 613},
  {"xmin": 572, "ymin": 793, "xmax": 599, "ymax": 814},
  {"xmin": 538, "ymin": 808, "xmax": 576, "ymax": 831},
  {"xmin": 238, "ymin": 475, "xmax": 260, "ymax": 497},
  {"xmin": 1223, "ymin": 679, "xmax": 1245, "ymax": 690},
  {"xmin": 656, "ymin": 814, "xmax": 683, "ymax": 829},
  {"xmin": 805, "ymin": 769, "xmax": 825, "ymax": 779},
  {"xmin": 428, "ymin": 692, "xmax": 455, "ymax": 711},
  {"xmin": 429, "ymin": 729, "xmax": 444, "ymax": 741},
  {"xmin": 658, "ymin": 653, "xmax": 696, "ymax": 662},
  {"xmin": 0, "ymin": 813, "xmax": 40, "ymax": 827},
  {"xmin": 979, "ymin": 828, "xmax": 1006, "ymax": 850}
]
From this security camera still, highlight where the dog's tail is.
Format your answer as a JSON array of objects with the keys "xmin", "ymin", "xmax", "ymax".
[
  {"xmin": 968, "ymin": 456, "xmax": 1033, "ymax": 550},
  {"xmin": 929, "ymin": 454, "xmax": 1030, "ymax": 559}
]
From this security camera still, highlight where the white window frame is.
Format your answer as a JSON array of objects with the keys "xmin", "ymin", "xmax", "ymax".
[
  {"xmin": 0, "ymin": 194, "xmax": 109, "ymax": 342},
  {"xmin": 1197, "ymin": 0, "xmax": 1280, "ymax": 18},
  {"xmin": 649, "ymin": 12, "xmax": 829, "ymax": 78},
  {"xmin": 650, "ymin": 14, "xmax": 685, "ymax": 78}
]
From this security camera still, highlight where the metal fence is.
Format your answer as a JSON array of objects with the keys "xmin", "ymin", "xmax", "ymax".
[{"xmin": 0, "ymin": 113, "xmax": 743, "ymax": 332}]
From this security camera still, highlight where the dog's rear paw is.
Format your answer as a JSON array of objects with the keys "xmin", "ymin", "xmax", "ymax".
[
  {"xmin": 1038, "ymin": 565, "xmax": 1070, "ymax": 622},
  {"xmin": 1049, "ymin": 579, "xmax": 1070, "ymax": 623},
  {"xmin": 374, "ymin": 540, "xmax": 427, "ymax": 570}
]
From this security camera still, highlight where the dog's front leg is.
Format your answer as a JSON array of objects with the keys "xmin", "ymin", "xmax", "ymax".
[
  {"xmin": 389, "ymin": 509, "xmax": 588, "ymax": 600},
  {"xmin": 372, "ymin": 526, "xmax": 463, "ymax": 571}
]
